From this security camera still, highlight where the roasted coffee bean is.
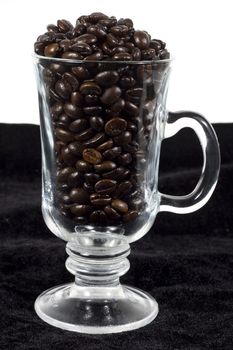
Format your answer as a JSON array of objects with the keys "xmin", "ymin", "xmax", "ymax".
[
  {"xmin": 120, "ymin": 76, "xmax": 136, "ymax": 89},
  {"xmin": 84, "ymin": 173, "xmax": 100, "ymax": 184},
  {"xmin": 83, "ymin": 106, "xmax": 102, "ymax": 115},
  {"xmin": 57, "ymin": 19, "xmax": 74, "ymax": 33},
  {"xmin": 111, "ymin": 98, "xmax": 125, "ymax": 113},
  {"xmin": 102, "ymin": 42, "xmax": 112, "ymax": 55},
  {"xmin": 80, "ymin": 81, "xmax": 102, "ymax": 95},
  {"xmin": 112, "ymin": 52, "xmax": 132, "ymax": 61},
  {"xmin": 99, "ymin": 17, "xmax": 117, "ymax": 28},
  {"xmin": 111, "ymin": 199, "xmax": 128, "ymax": 213},
  {"xmin": 57, "ymin": 114, "xmax": 71, "ymax": 129},
  {"xmin": 55, "ymin": 79, "xmax": 72, "ymax": 99},
  {"xmin": 103, "ymin": 147, "xmax": 122, "ymax": 160},
  {"xmin": 67, "ymin": 171, "xmax": 84, "ymax": 187},
  {"xmin": 70, "ymin": 188, "xmax": 89, "ymax": 204},
  {"xmin": 68, "ymin": 141, "xmax": 85, "ymax": 156},
  {"xmin": 95, "ymin": 71, "xmax": 119, "ymax": 87},
  {"xmin": 35, "ymin": 42, "xmax": 45, "ymax": 55},
  {"xmin": 50, "ymin": 63, "xmax": 66, "ymax": 74},
  {"xmin": 106, "ymin": 33, "xmax": 120, "ymax": 47},
  {"xmin": 76, "ymin": 160, "xmax": 93, "ymax": 172},
  {"xmin": 134, "ymin": 30, "xmax": 150, "ymax": 50},
  {"xmin": 85, "ymin": 94, "xmax": 99, "ymax": 105},
  {"xmin": 62, "ymin": 51, "xmax": 83, "ymax": 59},
  {"xmin": 44, "ymin": 43, "xmax": 59, "ymax": 57},
  {"xmin": 104, "ymin": 117, "xmax": 127, "ymax": 137},
  {"xmin": 61, "ymin": 147, "xmax": 77, "ymax": 165},
  {"xmin": 124, "ymin": 101, "xmax": 139, "ymax": 117},
  {"xmin": 83, "ymin": 132, "xmax": 105, "ymax": 148},
  {"xmin": 69, "ymin": 119, "xmax": 88, "ymax": 133},
  {"xmin": 59, "ymin": 39, "xmax": 71, "ymax": 51},
  {"xmin": 117, "ymin": 152, "xmax": 132, "ymax": 165},
  {"xmin": 125, "ymin": 88, "xmax": 143, "ymax": 104},
  {"xmin": 49, "ymin": 88, "xmax": 62, "ymax": 102},
  {"xmin": 76, "ymin": 34, "xmax": 97, "ymax": 44},
  {"xmin": 114, "ymin": 181, "xmax": 133, "ymax": 198},
  {"xmin": 70, "ymin": 204, "xmax": 91, "ymax": 216},
  {"xmin": 114, "ymin": 131, "xmax": 132, "ymax": 145},
  {"xmin": 87, "ymin": 24, "xmax": 106, "ymax": 39},
  {"xmin": 71, "ymin": 66, "xmax": 90, "ymax": 80},
  {"xmin": 70, "ymin": 91, "xmax": 84, "ymax": 106},
  {"xmin": 132, "ymin": 47, "xmax": 141, "ymax": 61},
  {"xmin": 95, "ymin": 179, "xmax": 117, "ymax": 194},
  {"xmin": 89, "ymin": 12, "xmax": 109, "ymax": 23},
  {"xmin": 141, "ymin": 48, "xmax": 156, "ymax": 60},
  {"xmin": 64, "ymin": 102, "xmax": 83, "ymax": 118},
  {"xmin": 57, "ymin": 167, "xmax": 74, "ymax": 183},
  {"xmin": 74, "ymin": 24, "xmax": 86, "ymax": 35},
  {"xmin": 83, "ymin": 148, "xmax": 102, "ymax": 164},
  {"xmin": 51, "ymin": 102, "xmax": 63, "ymax": 118},
  {"xmin": 55, "ymin": 128, "xmax": 74, "ymax": 142},
  {"xmin": 60, "ymin": 193, "xmax": 72, "ymax": 204},
  {"xmin": 94, "ymin": 161, "xmax": 117, "ymax": 173},
  {"xmin": 74, "ymin": 128, "xmax": 94, "ymax": 141},
  {"xmin": 127, "ymin": 122, "xmax": 138, "ymax": 134},
  {"xmin": 104, "ymin": 205, "xmax": 121, "ymax": 220},
  {"xmin": 123, "ymin": 140, "xmax": 139, "ymax": 153},
  {"xmin": 90, "ymin": 210, "xmax": 107, "ymax": 224},
  {"xmin": 101, "ymin": 86, "xmax": 121, "ymax": 105},
  {"xmin": 90, "ymin": 193, "xmax": 111, "ymax": 206},
  {"xmin": 158, "ymin": 49, "xmax": 170, "ymax": 59},
  {"xmin": 112, "ymin": 46, "xmax": 129, "ymax": 55},
  {"xmin": 83, "ymin": 182, "xmax": 95, "ymax": 193},
  {"xmin": 123, "ymin": 210, "xmax": 138, "ymax": 223},
  {"xmin": 47, "ymin": 24, "xmax": 60, "ymax": 33},
  {"xmin": 71, "ymin": 42, "xmax": 93, "ymax": 55},
  {"xmin": 97, "ymin": 140, "xmax": 113, "ymax": 152},
  {"xmin": 89, "ymin": 116, "xmax": 104, "ymax": 131},
  {"xmin": 102, "ymin": 167, "xmax": 125, "ymax": 180},
  {"xmin": 63, "ymin": 72, "xmax": 79, "ymax": 91},
  {"xmin": 110, "ymin": 25, "xmax": 128, "ymax": 37},
  {"xmin": 84, "ymin": 52, "xmax": 103, "ymax": 60}
]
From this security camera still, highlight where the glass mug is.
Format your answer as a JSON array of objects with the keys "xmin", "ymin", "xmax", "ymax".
[{"xmin": 34, "ymin": 56, "xmax": 220, "ymax": 334}]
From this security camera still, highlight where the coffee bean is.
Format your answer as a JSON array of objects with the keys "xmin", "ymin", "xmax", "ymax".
[
  {"xmin": 103, "ymin": 147, "xmax": 122, "ymax": 160},
  {"xmin": 68, "ymin": 141, "xmax": 85, "ymax": 156},
  {"xmin": 95, "ymin": 179, "xmax": 117, "ymax": 194},
  {"xmin": 112, "ymin": 46, "xmax": 129, "ymax": 55},
  {"xmin": 84, "ymin": 173, "xmax": 100, "ymax": 184},
  {"xmin": 74, "ymin": 128, "xmax": 94, "ymax": 141},
  {"xmin": 104, "ymin": 117, "xmax": 127, "ymax": 137},
  {"xmin": 120, "ymin": 76, "xmax": 136, "ymax": 89},
  {"xmin": 71, "ymin": 42, "xmax": 93, "ymax": 55},
  {"xmin": 97, "ymin": 140, "xmax": 113, "ymax": 152},
  {"xmin": 55, "ymin": 79, "xmax": 72, "ymax": 99},
  {"xmin": 84, "ymin": 52, "xmax": 103, "ymax": 60},
  {"xmin": 61, "ymin": 147, "xmax": 77, "ymax": 165},
  {"xmin": 110, "ymin": 25, "xmax": 128, "ymax": 37},
  {"xmin": 64, "ymin": 102, "xmax": 83, "ymax": 118},
  {"xmin": 83, "ymin": 148, "xmax": 102, "ymax": 164},
  {"xmin": 87, "ymin": 24, "xmax": 106, "ymax": 39},
  {"xmin": 94, "ymin": 161, "xmax": 117, "ymax": 173},
  {"xmin": 101, "ymin": 86, "xmax": 121, "ymax": 105},
  {"xmin": 134, "ymin": 30, "xmax": 150, "ymax": 50},
  {"xmin": 67, "ymin": 171, "xmax": 84, "ymax": 187},
  {"xmin": 55, "ymin": 128, "xmax": 74, "ymax": 142},
  {"xmin": 62, "ymin": 51, "xmax": 83, "ymax": 59},
  {"xmin": 104, "ymin": 205, "xmax": 121, "ymax": 220},
  {"xmin": 95, "ymin": 71, "xmax": 119, "ymax": 87},
  {"xmin": 70, "ymin": 204, "xmax": 91, "ymax": 216},
  {"xmin": 114, "ymin": 131, "xmax": 132, "ymax": 145},
  {"xmin": 80, "ymin": 81, "xmax": 102, "ymax": 95},
  {"xmin": 70, "ymin": 188, "xmax": 89, "ymax": 204},
  {"xmin": 57, "ymin": 19, "xmax": 74, "ymax": 33},
  {"xmin": 132, "ymin": 47, "xmax": 141, "ymax": 61},
  {"xmin": 89, "ymin": 116, "xmax": 104, "ymax": 131},
  {"xmin": 89, "ymin": 12, "xmax": 109, "ymax": 23},
  {"xmin": 44, "ymin": 43, "xmax": 59, "ymax": 57},
  {"xmin": 125, "ymin": 88, "xmax": 143, "ymax": 104},
  {"xmin": 60, "ymin": 193, "xmax": 72, "ymax": 204},
  {"xmin": 76, "ymin": 34, "xmax": 97, "ymax": 44},
  {"xmin": 141, "ymin": 48, "xmax": 156, "ymax": 60},
  {"xmin": 111, "ymin": 199, "xmax": 128, "ymax": 213},
  {"xmin": 47, "ymin": 24, "xmax": 60, "ymax": 33},
  {"xmin": 51, "ymin": 102, "xmax": 63, "ymax": 118},
  {"xmin": 83, "ymin": 182, "xmax": 95, "ymax": 193},
  {"xmin": 49, "ymin": 63, "xmax": 66, "ymax": 74},
  {"xmin": 63, "ymin": 72, "xmax": 79, "ymax": 91},
  {"xmin": 90, "ymin": 210, "xmax": 107, "ymax": 224},
  {"xmin": 102, "ymin": 167, "xmax": 125, "ymax": 180},
  {"xmin": 59, "ymin": 39, "xmax": 71, "ymax": 51},
  {"xmin": 83, "ymin": 132, "xmax": 105, "ymax": 148},
  {"xmin": 76, "ymin": 160, "xmax": 93, "ymax": 172},
  {"xmin": 49, "ymin": 88, "xmax": 62, "ymax": 102},
  {"xmin": 74, "ymin": 24, "xmax": 86, "ymax": 35},
  {"xmin": 115, "ymin": 181, "xmax": 133, "ymax": 198},
  {"xmin": 83, "ymin": 106, "xmax": 102, "ymax": 115},
  {"xmin": 117, "ymin": 152, "xmax": 132, "ymax": 165},
  {"xmin": 111, "ymin": 98, "xmax": 125, "ymax": 113},
  {"xmin": 57, "ymin": 167, "xmax": 74, "ymax": 183},
  {"xmin": 57, "ymin": 114, "xmax": 71, "ymax": 129},
  {"xmin": 71, "ymin": 66, "xmax": 90, "ymax": 80},
  {"xmin": 112, "ymin": 52, "xmax": 132, "ymax": 61},
  {"xmin": 70, "ymin": 91, "xmax": 84, "ymax": 106},
  {"xmin": 85, "ymin": 94, "xmax": 99, "ymax": 105},
  {"xmin": 90, "ymin": 193, "xmax": 111, "ymax": 206},
  {"xmin": 69, "ymin": 119, "xmax": 88, "ymax": 133},
  {"xmin": 123, "ymin": 210, "xmax": 138, "ymax": 223},
  {"xmin": 124, "ymin": 101, "xmax": 139, "ymax": 117}
]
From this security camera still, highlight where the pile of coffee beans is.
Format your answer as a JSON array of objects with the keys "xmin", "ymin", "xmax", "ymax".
[{"xmin": 35, "ymin": 13, "xmax": 170, "ymax": 225}]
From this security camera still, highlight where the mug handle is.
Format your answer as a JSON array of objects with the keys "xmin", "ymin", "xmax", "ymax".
[{"xmin": 159, "ymin": 111, "xmax": 220, "ymax": 214}]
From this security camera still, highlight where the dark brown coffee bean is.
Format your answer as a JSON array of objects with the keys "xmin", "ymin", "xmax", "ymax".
[
  {"xmin": 44, "ymin": 43, "xmax": 59, "ymax": 57},
  {"xmin": 110, "ymin": 25, "xmax": 128, "ymax": 37},
  {"xmin": 84, "ymin": 52, "xmax": 104, "ymax": 60},
  {"xmin": 55, "ymin": 79, "xmax": 72, "ymax": 99},
  {"xmin": 35, "ymin": 42, "xmax": 45, "ymax": 55},
  {"xmin": 120, "ymin": 76, "xmax": 136, "ymax": 89},
  {"xmin": 114, "ymin": 131, "xmax": 132, "ymax": 145},
  {"xmin": 132, "ymin": 47, "xmax": 141, "ymax": 61},
  {"xmin": 70, "ymin": 188, "xmax": 89, "ymax": 204},
  {"xmin": 102, "ymin": 167, "xmax": 125, "ymax": 180},
  {"xmin": 62, "ymin": 51, "xmax": 83, "ymax": 59},
  {"xmin": 87, "ymin": 24, "xmax": 106, "ymax": 38},
  {"xmin": 57, "ymin": 19, "xmax": 74, "ymax": 33},
  {"xmin": 95, "ymin": 71, "xmax": 119, "ymax": 87},
  {"xmin": 49, "ymin": 88, "xmax": 62, "ymax": 102},
  {"xmin": 89, "ymin": 12, "xmax": 109, "ymax": 23},
  {"xmin": 70, "ymin": 91, "xmax": 83, "ymax": 106},
  {"xmin": 85, "ymin": 94, "xmax": 99, "ymax": 106},
  {"xmin": 71, "ymin": 66, "xmax": 90, "ymax": 80},
  {"xmin": 83, "ymin": 133, "xmax": 105, "ymax": 148},
  {"xmin": 57, "ymin": 167, "xmax": 74, "ymax": 183},
  {"xmin": 83, "ymin": 182, "xmax": 95, "ymax": 193},
  {"xmin": 51, "ymin": 102, "xmax": 63, "ymax": 118},
  {"xmin": 83, "ymin": 148, "xmax": 102, "ymax": 164},
  {"xmin": 90, "ymin": 210, "xmax": 107, "ymax": 224},
  {"xmin": 74, "ymin": 128, "xmax": 94, "ymax": 142},
  {"xmin": 59, "ymin": 39, "xmax": 71, "ymax": 51},
  {"xmin": 150, "ymin": 39, "xmax": 164, "ymax": 50},
  {"xmin": 68, "ymin": 141, "xmax": 85, "ymax": 156},
  {"xmin": 71, "ymin": 42, "xmax": 92, "ymax": 55},
  {"xmin": 112, "ymin": 46, "xmax": 129, "ymax": 55},
  {"xmin": 64, "ymin": 102, "xmax": 83, "ymax": 118},
  {"xmin": 69, "ymin": 119, "xmax": 88, "ymax": 133},
  {"xmin": 57, "ymin": 114, "xmax": 71, "ymax": 129},
  {"xmin": 111, "ymin": 98, "xmax": 125, "ymax": 113},
  {"xmin": 76, "ymin": 34, "xmax": 97, "ymax": 44},
  {"xmin": 123, "ymin": 140, "xmax": 139, "ymax": 153},
  {"xmin": 158, "ymin": 49, "xmax": 170, "ymax": 59},
  {"xmin": 127, "ymin": 122, "xmax": 138, "ymax": 134},
  {"xmin": 67, "ymin": 171, "xmax": 84, "ymax": 187},
  {"xmin": 106, "ymin": 33, "xmax": 120, "ymax": 47},
  {"xmin": 60, "ymin": 193, "xmax": 72, "ymax": 204},
  {"xmin": 47, "ymin": 24, "xmax": 60, "ymax": 33},
  {"xmin": 90, "ymin": 193, "xmax": 111, "ymax": 206},
  {"xmin": 125, "ymin": 88, "xmax": 143, "ymax": 104},
  {"xmin": 111, "ymin": 199, "xmax": 128, "ymax": 213},
  {"xmin": 61, "ymin": 147, "xmax": 77, "ymax": 165},
  {"xmin": 49, "ymin": 63, "xmax": 66, "ymax": 74},
  {"xmin": 104, "ymin": 117, "xmax": 127, "ymax": 137},
  {"xmin": 97, "ymin": 139, "xmax": 113, "ymax": 152},
  {"xmin": 80, "ymin": 81, "xmax": 102, "ymax": 95},
  {"xmin": 112, "ymin": 52, "xmax": 132, "ymax": 61},
  {"xmin": 84, "ymin": 173, "xmax": 100, "ymax": 184},
  {"xmin": 123, "ymin": 210, "xmax": 138, "ymax": 223},
  {"xmin": 141, "ymin": 48, "xmax": 156, "ymax": 60},
  {"xmin": 115, "ymin": 181, "xmax": 133, "ymax": 198},
  {"xmin": 63, "ymin": 72, "xmax": 79, "ymax": 91},
  {"xmin": 76, "ymin": 160, "xmax": 92, "ymax": 172},
  {"xmin": 89, "ymin": 116, "xmax": 104, "ymax": 131},
  {"xmin": 70, "ymin": 204, "xmax": 91, "ymax": 216},
  {"xmin": 94, "ymin": 161, "xmax": 117, "ymax": 173},
  {"xmin": 99, "ymin": 17, "xmax": 117, "ymax": 28},
  {"xmin": 95, "ymin": 179, "xmax": 117, "ymax": 194},
  {"xmin": 74, "ymin": 23, "xmax": 86, "ymax": 35},
  {"xmin": 117, "ymin": 152, "xmax": 132, "ymax": 165},
  {"xmin": 134, "ymin": 30, "xmax": 150, "ymax": 50},
  {"xmin": 83, "ymin": 106, "xmax": 102, "ymax": 115},
  {"xmin": 101, "ymin": 86, "xmax": 121, "ymax": 105},
  {"xmin": 124, "ymin": 101, "xmax": 139, "ymax": 117},
  {"xmin": 102, "ymin": 42, "xmax": 112, "ymax": 55},
  {"xmin": 104, "ymin": 205, "xmax": 121, "ymax": 220},
  {"xmin": 103, "ymin": 147, "xmax": 122, "ymax": 160},
  {"xmin": 55, "ymin": 128, "xmax": 74, "ymax": 142}
]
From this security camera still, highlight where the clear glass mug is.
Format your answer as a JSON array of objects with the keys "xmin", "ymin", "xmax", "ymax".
[{"xmin": 34, "ymin": 55, "xmax": 220, "ymax": 334}]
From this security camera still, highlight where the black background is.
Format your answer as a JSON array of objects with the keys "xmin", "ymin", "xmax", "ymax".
[{"xmin": 0, "ymin": 123, "xmax": 232, "ymax": 349}]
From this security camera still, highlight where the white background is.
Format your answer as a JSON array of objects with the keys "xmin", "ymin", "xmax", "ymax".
[{"xmin": 0, "ymin": 0, "xmax": 232, "ymax": 124}]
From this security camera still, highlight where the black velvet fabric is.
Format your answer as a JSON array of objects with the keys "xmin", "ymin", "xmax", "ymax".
[{"xmin": 0, "ymin": 123, "xmax": 232, "ymax": 349}]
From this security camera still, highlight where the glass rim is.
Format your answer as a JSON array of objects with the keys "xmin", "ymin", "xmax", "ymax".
[{"xmin": 32, "ymin": 53, "xmax": 173, "ymax": 65}]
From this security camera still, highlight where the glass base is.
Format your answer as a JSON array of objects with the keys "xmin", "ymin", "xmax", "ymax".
[{"xmin": 35, "ymin": 282, "xmax": 158, "ymax": 334}]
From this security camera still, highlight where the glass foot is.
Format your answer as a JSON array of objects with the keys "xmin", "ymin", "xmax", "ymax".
[{"xmin": 35, "ymin": 283, "xmax": 158, "ymax": 334}]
